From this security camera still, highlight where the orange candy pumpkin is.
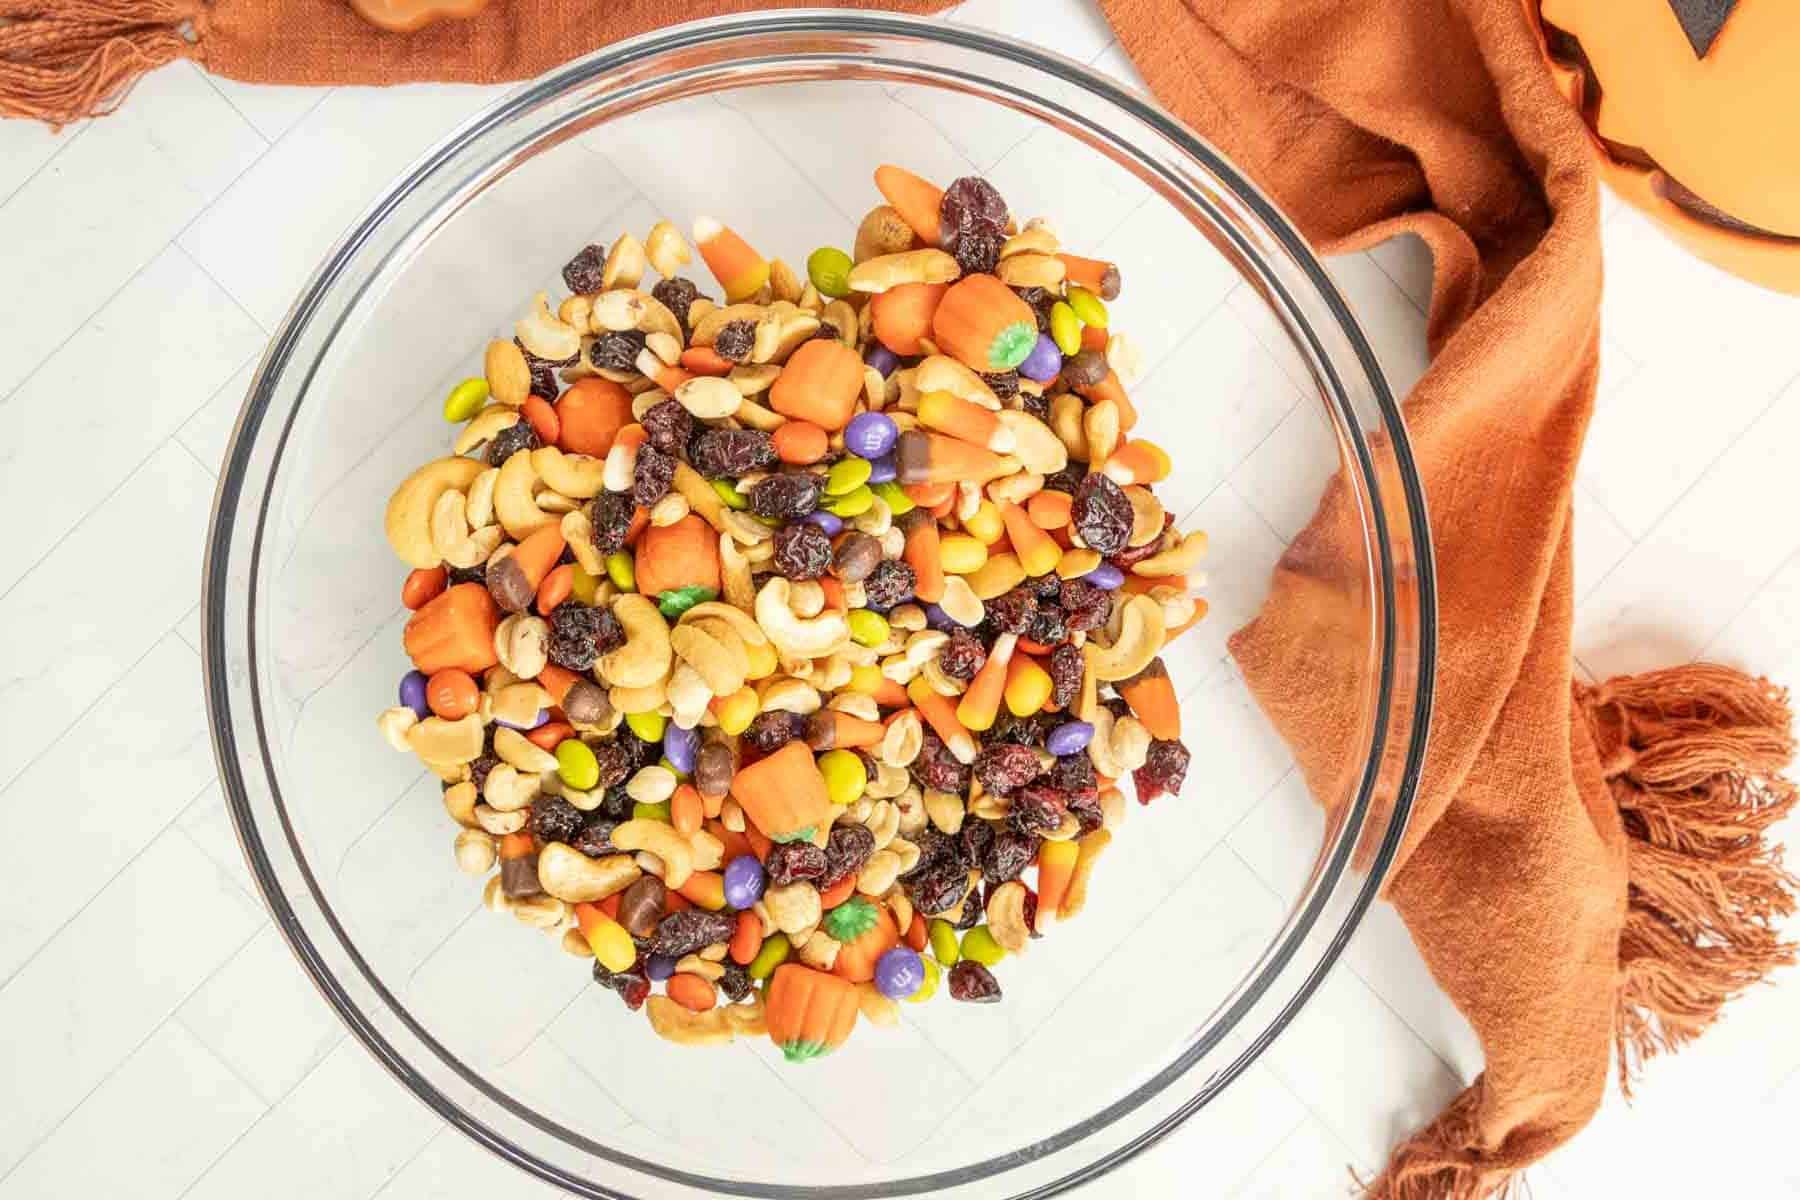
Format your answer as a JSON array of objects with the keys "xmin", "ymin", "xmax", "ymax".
[
  {"xmin": 766, "ymin": 964, "xmax": 861, "ymax": 1063},
  {"xmin": 632, "ymin": 514, "xmax": 721, "ymax": 599},
  {"xmin": 729, "ymin": 742, "xmax": 836, "ymax": 843},
  {"xmin": 823, "ymin": 896, "xmax": 899, "ymax": 984},
  {"xmin": 768, "ymin": 339, "xmax": 864, "ymax": 431},
  {"xmin": 402, "ymin": 583, "xmax": 500, "ymax": 674}
]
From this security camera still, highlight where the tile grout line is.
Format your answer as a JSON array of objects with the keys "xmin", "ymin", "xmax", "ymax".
[
  {"xmin": 1220, "ymin": 1108, "xmax": 1316, "ymax": 1199},
  {"xmin": 1693, "ymin": 540, "xmax": 1800, "ymax": 664},
  {"xmin": 0, "ymin": 123, "xmax": 93, "ymax": 207}
]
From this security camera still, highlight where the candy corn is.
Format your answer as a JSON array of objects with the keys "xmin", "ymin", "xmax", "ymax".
[
  {"xmin": 998, "ymin": 500, "xmax": 1061, "ymax": 576},
  {"xmin": 1033, "ymin": 839, "xmax": 1081, "ymax": 934},
  {"xmin": 956, "ymin": 632, "xmax": 1017, "ymax": 732},
  {"xmin": 901, "ymin": 509, "xmax": 946, "ymax": 605},
  {"xmin": 916, "ymin": 389, "xmax": 1016, "ymax": 453},
  {"xmin": 1100, "ymin": 439, "xmax": 1173, "ymax": 486},
  {"xmin": 693, "ymin": 216, "xmax": 771, "ymax": 303},
  {"xmin": 896, "ymin": 431, "xmax": 1015, "ymax": 486},
  {"xmin": 908, "ymin": 676, "xmax": 977, "ymax": 764}
]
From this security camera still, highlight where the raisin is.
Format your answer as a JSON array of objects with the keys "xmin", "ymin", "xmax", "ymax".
[
  {"xmin": 529, "ymin": 795, "xmax": 584, "ymax": 844},
  {"xmin": 640, "ymin": 399, "xmax": 692, "ymax": 455},
  {"xmin": 814, "ymin": 322, "xmax": 841, "ymax": 343},
  {"xmin": 1008, "ymin": 785, "xmax": 1066, "ymax": 836},
  {"xmin": 1066, "ymin": 790, "xmax": 1104, "ymax": 834},
  {"xmin": 651, "ymin": 277, "xmax": 703, "ymax": 334},
  {"xmin": 948, "ymin": 960, "xmax": 1001, "ymax": 1003},
  {"xmin": 712, "ymin": 319, "xmax": 756, "ymax": 363},
  {"xmin": 1110, "ymin": 519, "xmax": 1174, "ymax": 571},
  {"xmin": 958, "ymin": 820, "xmax": 995, "ymax": 873},
  {"xmin": 718, "ymin": 962, "xmax": 754, "ymax": 1003},
  {"xmin": 590, "ymin": 740, "xmax": 636, "ymax": 790},
  {"xmin": 632, "ymin": 444, "xmax": 675, "ymax": 507},
  {"xmin": 1012, "ymin": 286, "xmax": 1057, "ymax": 334},
  {"xmin": 986, "ymin": 709, "xmax": 1049, "ymax": 749},
  {"xmin": 570, "ymin": 817, "xmax": 618, "ymax": 858},
  {"xmin": 1028, "ymin": 604, "xmax": 1068, "ymax": 647},
  {"xmin": 467, "ymin": 754, "xmax": 499, "ymax": 794},
  {"xmin": 447, "ymin": 562, "xmax": 487, "ymax": 588},
  {"xmin": 547, "ymin": 602, "xmax": 617, "ymax": 672},
  {"xmin": 981, "ymin": 831, "xmax": 1039, "ymax": 883},
  {"xmin": 765, "ymin": 842, "xmax": 827, "ymax": 887},
  {"xmin": 742, "ymin": 710, "xmax": 804, "ymax": 754},
  {"xmin": 1050, "ymin": 751, "xmax": 1096, "ymax": 793},
  {"xmin": 562, "ymin": 244, "xmax": 607, "ymax": 294},
  {"xmin": 821, "ymin": 825, "xmax": 876, "ymax": 887},
  {"xmin": 1042, "ymin": 460, "xmax": 1089, "ymax": 494},
  {"xmin": 597, "ymin": 783, "xmax": 635, "ymax": 820},
  {"xmin": 937, "ymin": 628, "xmax": 987, "ymax": 682},
  {"xmin": 1031, "ymin": 573, "xmax": 1064, "ymax": 600},
  {"xmin": 1019, "ymin": 391, "xmax": 1049, "ymax": 422},
  {"xmin": 985, "ymin": 586, "xmax": 1037, "ymax": 635},
  {"xmin": 910, "ymin": 730, "xmax": 970, "ymax": 794},
  {"xmin": 951, "ymin": 885, "xmax": 984, "ymax": 930},
  {"xmin": 748, "ymin": 473, "xmax": 824, "ymax": 520},
  {"xmin": 528, "ymin": 358, "xmax": 561, "ymax": 401},
  {"xmin": 772, "ymin": 521, "xmax": 833, "ymax": 580},
  {"xmin": 974, "ymin": 743, "xmax": 1043, "ymax": 795},
  {"xmin": 1073, "ymin": 474, "xmax": 1134, "ymax": 556},
  {"xmin": 908, "ymin": 864, "xmax": 972, "ymax": 917},
  {"xmin": 649, "ymin": 910, "xmax": 736, "ymax": 958},
  {"xmin": 901, "ymin": 828, "xmax": 955, "ymax": 881},
  {"xmin": 691, "ymin": 428, "xmax": 777, "ymax": 478},
  {"xmin": 861, "ymin": 558, "xmax": 916, "ymax": 610},
  {"xmin": 588, "ymin": 491, "xmax": 635, "ymax": 554},
  {"xmin": 1048, "ymin": 644, "xmax": 1085, "ymax": 709},
  {"xmin": 939, "ymin": 176, "xmax": 1009, "ymax": 241},
  {"xmin": 592, "ymin": 958, "xmax": 651, "ymax": 1011},
  {"xmin": 1059, "ymin": 579, "xmax": 1112, "ymax": 632},
  {"xmin": 589, "ymin": 330, "xmax": 648, "ymax": 374},
  {"xmin": 981, "ymin": 371, "xmax": 1020, "ymax": 400},
  {"xmin": 1135, "ymin": 738, "xmax": 1192, "ymax": 801},
  {"xmin": 947, "ymin": 227, "xmax": 1003, "ymax": 276},
  {"xmin": 487, "ymin": 419, "xmax": 541, "ymax": 467}
]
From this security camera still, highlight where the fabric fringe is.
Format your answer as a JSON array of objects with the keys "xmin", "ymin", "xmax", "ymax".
[
  {"xmin": 1364, "ymin": 663, "xmax": 1797, "ymax": 1199},
  {"xmin": 0, "ymin": 0, "xmax": 200, "ymax": 128}
]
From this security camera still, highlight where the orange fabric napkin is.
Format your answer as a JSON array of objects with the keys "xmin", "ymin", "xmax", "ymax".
[{"xmin": 7, "ymin": 2, "xmax": 1794, "ymax": 1196}]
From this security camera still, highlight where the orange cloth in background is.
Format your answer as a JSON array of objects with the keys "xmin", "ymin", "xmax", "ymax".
[{"xmin": 5, "ymin": 1, "xmax": 1794, "ymax": 1196}]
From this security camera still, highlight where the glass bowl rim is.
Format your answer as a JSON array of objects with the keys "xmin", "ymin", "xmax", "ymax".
[{"xmin": 201, "ymin": 10, "xmax": 1438, "ymax": 1198}]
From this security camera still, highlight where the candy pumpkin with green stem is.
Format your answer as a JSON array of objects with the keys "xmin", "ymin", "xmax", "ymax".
[
  {"xmin": 824, "ymin": 896, "xmax": 899, "ymax": 984},
  {"xmin": 766, "ymin": 963, "xmax": 861, "ymax": 1063}
]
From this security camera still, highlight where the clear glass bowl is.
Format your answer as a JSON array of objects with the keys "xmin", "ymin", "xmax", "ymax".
[{"xmin": 202, "ymin": 12, "xmax": 1434, "ymax": 1198}]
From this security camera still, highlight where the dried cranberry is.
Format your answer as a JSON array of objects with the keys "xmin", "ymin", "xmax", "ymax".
[
  {"xmin": 588, "ymin": 330, "xmax": 647, "ymax": 374},
  {"xmin": 592, "ymin": 959, "xmax": 650, "ymax": 1011},
  {"xmin": 651, "ymin": 277, "xmax": 703, "ymax": 334},
  {"xmin": 742, "ymin": 710, "xmax": 804, "ymax": 754},
  {"xmin": 640, "ymin": 399, "xmax": 692, "ymax": 455},
  {"xmin": 765, "ymin": 842, "xmax": 827, "ymax": 886},
  {"xmin": 1135, "ymin": 738, "xmax": 1192, "ymax": 802},
  {"xmin": 908, "ymin": 864, "xmax": 972, "ymax": 916},
  {"xmin": 650, "ymin": 910, "xmax": 736, "ymax": 958},
  {"xmin": 632, "ymin": 444, "xmax": 675, "ymax": 507},
  {"xmin": 986, "ymin": 709, "xmax": 1049, "ymax": 749},
  {"xmin": 1066, "ymin": 790, "xmax": 1104, "ymax": 834},
  {"xmin": 772, "ymin": 522, "xmax": 833, "ymax": 580},
  {"xmin": 860, "ymin": 558, "xmax": 916, "ymax": 610},
  {"xmin": 486, "ymin": 418, "xmax": 541, "ymax": 467},
  {"xmin": 985, "ymin": 586, "xmax": 1037, "ymax": 635},
  {"xmin": 547, "ymin": 602, "xmax": 616, "ymax": 672},
  {"xmin": 910, "ymin": 730, "xmax": 970, "ymax": 794},
  {"xmin": 974, "ymin": 743, "xmax": 1042, "ymax": 795},
  {"xmin": 958, "ymin": 820, "xmax": 995, "ymax": 872},
  {"xmin": 1048, "ymin": 644, "xmax": 1084, "ymax": 709},
  {"xmin": 1059, "ymin": 579, "xmax": 1112, "ymax": 632},
  {"xmin": 937, "ymin": 628, "xmax": 987, "ymax": 682},
  {"xmin": 1008, "ymin": 785, "xmax": 1067, "ymax": 836},
  {"xmin": 951, "ymin": 885, "xmax": 984, "ymax": 929},
  {"xmin": 529, "ymin": 795, "xmax": 584, "ymax": 843},
  {"xmin": 982, "ymin": 831, "xmax": 1039, "ymax": 882},
  {"xmin": 748, "ymin": 473, "xmax": 824, "ymax": 520},
  {"xmin": 718, "ymin": 962, "xmax": 754, "ymax": 1003},
  {"xmin": 562, "ymin": 244, "xmax": 607, "ymax": 294},
  {"xmin": 1031, "ymin": 573, "xmax": 1064, "ymax": 600},
  {"xmin": 1049, "ymin": 752, "xmax": 1096, "ymax": 793},
  {"xmin": 590, "ymin": 740, "xmax": 636, "ymax": 789},
  {"xmin": 588, "ymin": 491, "xmax": 635, "ymax": 554},
  {"xmin": 1073, "ymin": 474, "xmax": 1133, "ymax": 556},
  {"xmin": 712, "ymin": 319, "xmax": 756, "ymax": 363},
  {"xmin": 691, "ymin": 428, "xmax": 777, "ymax": 478},
  {"xmin": 570, "ymin": 817, "xmax": 618, "ymax": 858},
  {"xmin": 821, "ymin": 825, "xmax": 876, "ymax": 887},
  {"xmin": 948, "ymin": 960, "xmax": 1001, "ymax": 1003},
  {"xmin": 901, "ymin": 828, "xmax": 955, "ymax": 880}
]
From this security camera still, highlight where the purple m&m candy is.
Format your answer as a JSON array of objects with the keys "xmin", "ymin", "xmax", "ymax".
[
  {"xmin": 923, "ymin": 602, "xmax": 960, "ymax": 632},
  {"xmin": 645, "ymin": 954, "xmax": 678, "ymax": 982},
  {"xmin": 398, "ymin": 671, "xmax": 430, "ymax": 719},
  {"xmin": 866, "ymin": 454, "xmax": 898, "ymax": 484},
  {"xmin": 874, "ymin": 946, "xmax": 925, "ymax": 999},
  {"xmin": 865, "ymin": 345, "xmax": 901, "ymax": 378},
  {"xmin": 663, "ymin": 724, "xmax": 700, "ymax": 775},
  {"xmin": 1018, "ymin": 333, "xmax": 1063, "ymax": 383},
  {"xmin": 723, "ymin": 855, "xmax": 766, "ymax": 910},
  {"xmin": 804, "ymin": 509, "xmax": 845, "ymax": 537},
  {"xmin": 1084, "ymin": 562, "xmax": 1125, "ymax": 590},
  {"xmin": 845, "ymin": 411, "xmax": 898, "ymax": 460},
  {"xmin": 496, "ymin": 707, "xmax": 549, "ymax": 731},
  {"xmin": 1046, "ymin": 721, "xmax": 1095, "ymax": 756}
]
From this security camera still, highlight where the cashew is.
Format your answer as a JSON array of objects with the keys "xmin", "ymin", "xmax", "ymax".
[
  {"xmin": 609, "ymin": 819, "xmax": 694, "ymax": 889},
  {"xmin": 453, "ymin": 405, "xmax": 521, "ymax": 455},
  {"xmin": 511, "ymin": 894, "xmax": 568, "ymax": 929},
  {"xmin": 484, "ymin": 340, "xmax": 531, "ymax": 407},
  {"xmin": 912, "ymin": 356, "xmax": 1001, "ymax": 411},
  {"xmin": 405, "ymin": 714, "xmax": 483, "ymax": 764},
  {"xmin": 494, "ymin": 727, "xmax": 558, "ymax": 774},
  {"xmin": 454, "ymin": 828, "xmax": 496, "ymax": 875},
  {"xmin": 856, "ymin": 849, "xmax": 902, "ymax": 897},
  {"xmin": 494, "ymin": 614, "xmax": 550, "ymax": 679},
  {"xmin": 516, "ymin": 292, "xmax": 582, "ymax": 362},
  {"xmin": 986, "ymin": 880, "xmax": 1032, "ymax": 953},
  {"xmin": 924, "ymin": 787, "xmax": 965, "ymax": 834},
  {"xmin": 536, "ymin": 844, "xmax": 641, "ymax": 903},
  {"xmin": 475, "ymin": 804, "xmax": 528, "ymax": 835},
  {"xmin": 645, "ymin": 996, "xmax": 735, "ymax": 1046},
  {"xmin": 489, "ymin": 682, "xmax": 549, "ymax": 729},
  {"xmin": 689, "ymin": 829, "xmax": 724, "ymax": 873},
  {"xmin": 1050, "ymin": 393, "xmax": 1089, "ymax": 461},
  {"xmin": 670, "ymin": 622, "xmax": 748, "ymax": 696},
  {"xmin": 847, "ymin": 249, "xmax": 960, "ymax": 294},
  {"xmin": 764, "ymin": 882, "xmax": 822, "ymax": 935},
  {"xmin": 602, "ymin": 233, "xmax": 646, "ymax": 290},
  {"xmin": 650, "ymin": 493, "xmax": 690, "ymax": 527},
  {"xmin": 996, "ymin": 410, "xmax": 1069, "ymax": 476},
  {"xmin": 755, "ymin": 578, "xmax": 850, "ymax": 660},
  {"xmin": 530, "ymin": 447, "xmax": 607, "ymax": 500},
  {"xmin": 674, "ymin": 375, "xmax": 743, "ymax": 420},
  {"xmin": 675, "ymin": 955, "xmax": 726, "ymax": 983},
  {"xmin": 610, "ymin": 679, "xmax": 667, "ymax": 715},
  {"xmin": 759, "ymin": 676, "xmax": 822, "ymax": 715},
  {"xmin": 665, "ymin": 663, "xmax": 712, "ymax": 730},
  {"xmin": 1085, "ymin": 595, "xmax": 1165, "ymax": 682},
  {"xmin": 599, "ymin": 594, "xmax": 673, "ymax": 689},
  {"xmin": 1100, "ymin": 786, "xmax": 1127, "ymax": 830},
  {"xmin": 1087, "ymin": 709, "xmax": 1124, "ymax": 779},
  {"xmin": 384, "ymin": 456, "xmax": 488, "ymax": 569},
  {"xmin": 1000, "ymin": 226, "xmax": 1059, "ymax": 258},
  {"xmin": 645, "ymin": 220, "xmax": 691, "ymax": 277},
  {"xmin": 377, "ymin": 707, "xmax": 418, "ymax": 752},
  {"xmin": 995, "ymin": 251, "xmax": 1065, "ymax": 289},
  {"xmin": 443, "ymin": 781, "xmax": 479, "ymax": 827},
  {"xmin": 482, "ymin": 763, "xmax": 541, "ymax": 812},
  {"xmin": 1131, "ymin": 530, "xmax": 1209, "ymax": 578},
  {"xmin": 1083, "ymin": 398, "xmax": 1122, "ymax": 465},
  {"xmin": 558, "ymin": 294, "xmax": 593, "ymax": 332},
  {"xmin": 490, "ymin": 449, "xmax": 553, "ymax": 540},
  {"xmin": 1058, "ymin": 830, "xmax": 1113, "ymax": 923},
  {"xmin": 482, "ymin": 875, "xmax": 511, "ymax": 913}
]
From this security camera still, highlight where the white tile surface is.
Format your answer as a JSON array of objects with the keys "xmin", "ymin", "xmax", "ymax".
[{"xmin": 4, "ymin": 1, "xmax": 1799, "ymax": 1196}]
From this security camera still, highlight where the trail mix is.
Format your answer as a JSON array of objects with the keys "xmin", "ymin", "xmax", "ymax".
[{"xmin": 377, "ymin": 164, "xmax": 1207, "ymax": 1060}]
